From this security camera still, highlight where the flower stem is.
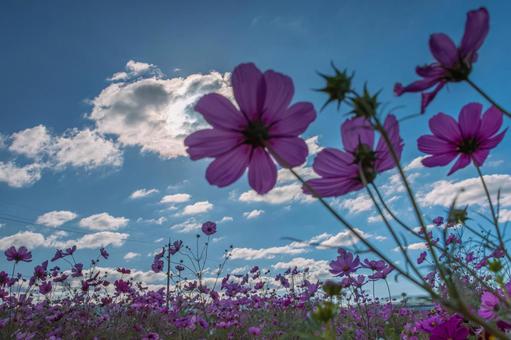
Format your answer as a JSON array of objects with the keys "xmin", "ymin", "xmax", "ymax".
[
  {"xmin": 466, "ymin": 78, "xmax": 511, "ymax": 118},
  {"xmin": 166, "ymin": 237, "xmax": 171, "ymax": 310}
]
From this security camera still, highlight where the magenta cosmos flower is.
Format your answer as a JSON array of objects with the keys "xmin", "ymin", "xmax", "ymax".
[
  {"xmin": 184, "ymin": 63, "xmax": 316, "ymax": 194},
  {"xmin": 394, "ymin": 7, "xmax": 489, "ymax": 113},
  {"xmin": 305, "ymin": 115, "xmax": 403, "ymax": 197},
  {"xmin": 418, "ymin": 103, "xmax": 506, "ymax": 175},
  {"xmin": 329, "ymin": 249, "xmax": 360, "ymax": 277},
  {"xmin": 201, "ymin": 221, "xmax": 217, "ymax": 236},
  {"xmin": 4, "ymin": 246, "xmax": 32, "ymax": 263},
  {"xmin": 430, "ymin": 315, "xmax": 469, "ymax": 340}
]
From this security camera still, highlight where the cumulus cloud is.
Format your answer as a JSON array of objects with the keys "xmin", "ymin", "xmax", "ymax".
[
  {"xmin": 230, "ymin": 243, "xmax": 308, "ymax": 260},
  {"xmin": 419, "ymin": 174, "xmax": 511, "ymax": 207},
  {"xmin": 79, "ymin": 213, "xmax": 129, "ymax": 231},
  {"xmin": 393, "ymin": 242, "xmax": 427, "ymax": 252},
  {"xmin": 239, "ymin": 183, "xmax": 314, "ymax": 205},
  {"xmin": 0, "ymin": 230, "xmax": 128, "ymax": 250},
  {"xmin": 243, "ymin": 209, "xmax": 264, "ymax": 220},
  {"xmin": 89, "ymin": 63, "xmax": 232, "ymax": 159},
  {"xmin": 9, "ymin": 125, "xmax": 52, "ymax": 159},
  {"xmin": 136, "ymin": 216, "xmax": 167, "ymax": 225},
  {"xmin": 181, "ymin": 201, "xmax": 213, "ymax": 215},
  {"xmin": 160, "ymin": 193, "xmax": 191, "ymax": 204},
  {"xmin": 273, "ymin": 257, "xmax": 330, "ymax": 280},
  {"xmin": 108, "ymin": 60, "xmax": 163, "ymax": 82},
  {"xmin": 170, "ymin": 218, "xmax": 201, "ymax": 233},
  {"xmin": 36, "ymin": 210, "xmax": 78, "ymax": 227},
  {"xmin": 123, "ymin": 252, "xmax": 141, "ymax": 261},
  {"xmin": 0, "ymin": 162, "xmax": 43, "ymax": 188},
  {"xmin": 500, "ymin": 209, "xmax": 511, "ymax": 223},
  {"xmin": 336, "ymin": 194, "xmax": 373, "ymax": 214},
  {"xmin": 130, "ymin": 188, "xmax": 159, "ymax": 199}
]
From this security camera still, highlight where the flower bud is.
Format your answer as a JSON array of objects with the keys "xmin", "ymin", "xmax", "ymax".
[{"xmin": 316, "ymin": 62, "xmax": 353, "ymax": 110}]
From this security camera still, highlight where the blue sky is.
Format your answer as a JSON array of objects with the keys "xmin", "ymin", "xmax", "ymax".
[{"xmin": 1, "ymin": 0, "xmax": 511, "ymax": 296}]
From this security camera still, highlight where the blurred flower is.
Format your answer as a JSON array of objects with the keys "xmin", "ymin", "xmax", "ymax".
[
  {"xmin": 361, "ymin": 259, "xmax": 387, "ymax": 271},
  {"xmin": 305, "ymin": 115, "xmax": 403, "ymax": 197},
  {"xmin": 169, "ymin": 240, "xmax": 183, "ymax": 255},
  {"xmin": 152, "ymin": 259, "xmax": 164, "ymax": 273},
  {"xmin": 4, "ymin": 246, "xmax": 32, "ymax": 263},
  {"xmin": 248, "ymin": 326, "xmax": 261, "ymax": 336},
  {"xmin": 184, "ymin": 63, "xmax": 316, "ymax": 194},
  {"xmin": 39, "ymin": 281, "xmax": 52, "ymax": 295},
  {"xmin": 430, "ymin": 315, "xmax": 469, "ymax": 340},
  {"xmin": 99, "ymin": 247, "xmax": 109, "ymax": 259},
  {"xmin": 394, "ymin": 8, "xmax": 489, "ymax": 113},
  {"xmin": 417, "ymin": 252, "xmax": 427, "ymax": 264},
  {"xmin": 201, "ymin": 221, "xmax": 217, "ymax": 236},
  {"xmin": 329, "ymin": 249, "xmax": 360, "ymax": 277},
  {"xmin": 432, "ymin": 216, "xmax": 444, "ymax": 226}
]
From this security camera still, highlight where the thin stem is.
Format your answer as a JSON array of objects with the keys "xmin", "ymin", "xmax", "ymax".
[
  {"xmin": 466, "ymin": 78, "xmax": 511, "ymax": 119},
  {"xmin": 474, "ymin": 163, "xmax": 511, "ymax": 263},
  {"xmin": 166, "ymin": 238, "xmax": 171, "ymax": 310}
]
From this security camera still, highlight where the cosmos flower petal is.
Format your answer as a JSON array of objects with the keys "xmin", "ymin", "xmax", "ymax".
[
  {"xmin": 415, "ymin": 64, "xmax": 445, "ymax": 78},
  {"xmin": 206, "ymin": 144, "xmax": 251, "ymax": 188},
  {"xmin": 303, "ymin": 177, "xmax": 363, "ymax": 198},
  {"xmin": 261, "ymin": 70, "xmax": 294, "ymax": 125},
  {"xmin": 248, "ymin": 148, "xmax": 277, "ymax": 194},
  {"xmin": 480, "ymin": 106, "xmax": 503, "ymax": 139},
  {"xmin": 447, "ymin": 154, "xmax": 471, "ymax": 175},
  {"xmin": 471, "ymin": 149, "xmax": 490, "ymax": 167},
  {"xmin": 460, "ymin": 7, "xmax": 489, "ymax": 60},
  {"xmin": 312, "ymin": 148, "xmax": 356, "ymax": 177},
  {"xmin": 375, "ymin": 115, "xmax": 403, "ymax": 172},
  {"xmin": 429, "ymin": 113, "xmax": 462, "ymax": 143},
  {"xmin": 417, "ymin": 135, "xmax": 456, "ymax": 155},
  {"xmin": 231, "ymin": 63, "xmax": 265, "ymax": 120},
  {"xmin": 394, "ymin": 76, "xmax": 440, "ymax": 96},
  {"xmin": 420, "ymin": 81, "xmax": 446, "ymax": 113},
  {"xmin": 429, "ymin": 33, "xmax": 458, "ymax": 68},
  {"xmin": 184, "ymin": 129, "xmax": 244, "ymax": 160},
  {"xmin": 268, "ymin": 137, "xmax": 308, "ymax": 168},
  {"xmin": 194, "ymin": 93, "xmax": 247, "ymax": 131},
  {"xmin": 458, "ymin": 102, "xmax": 482, "ymax": 138},
  {"xmin": 269, "ymin": 102, "xmax": 316, "ymax": 137},
  {"xmin": 479, "ymin": 128, "xmax": 507, "ymax": 149},
  {"xmin": 341, "ymin": 117, "xmax": 374, "ymax": 153},
  {"xmin": 421, "ymin": 153, "xmax": 458, "ymax": 167}
]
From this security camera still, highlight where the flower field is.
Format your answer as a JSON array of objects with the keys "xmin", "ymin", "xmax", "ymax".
[{"xmin": 2, "ymin": 4, "xmax": 511, "ymax": 340}]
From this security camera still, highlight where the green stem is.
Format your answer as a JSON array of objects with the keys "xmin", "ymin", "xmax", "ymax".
[{"xmin": 466, "ymin": 78, "xmax": 511, "ymax": 119}]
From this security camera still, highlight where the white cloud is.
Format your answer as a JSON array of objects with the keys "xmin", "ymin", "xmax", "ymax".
[
  {"xmin": 9, "ymin": 125, "xmax": 52, "ymax": 159},
  {"xmin": 419, "ymin": 174, "xmax": 511, "ymax": 208},
  {"xmin": 314, "ymin": 228, "xmax": 376, "ymax": 249},
  {"xmin": 36, "ymin": 210, "xmax": 77, "ymax": 227},
  {"xmin": 0, "ymin": 231, "xmax": 128, "ymax": 250},
  {"xmin": 0, "ymin": 162, "xmax": 42, "ymax": 188},
  {"xmin": 273, "ymin": 257, "xmax": 330, "ymax": 281},
  {"xmin": 181, "ymin": 201, "xmax": 213, "ymax": 215},
  {"xmin": 171, "ymin": 218, "xmax": 201, "ymax": 233},
  {"xmin": 219, "ymin": 216, "xmax": 233, "ymax": 223},
  {"xmin": 89, "ymin": 66, "xmax": 231, "ymax": 159},
  {"xmin": 130, "ymin": 188, "xmax": 159, "ymax": 199},
  {"xmin": 243, "ymin": 209, "xmax": 264, "ymax": 220},
  {"xmin": 337, "ymin": 194, "xmax": 373, "ymax": 214},
  {"xmin": 123, "ymin": 252, "xmax": 141, "ymax": 261},
  {"xmin": 0, "ymin": 133, "xmax": 5, "ymax": 149},
  {"xmin": 499, "ymin": 209, "xmax": 511, "ymax": 223},
  {"xmin": 305, "ymin": 135, "xmax": 322, "ymax": 156},
  {"xmin": 52, "ymin": 128, "xmax": 122, "ymax": 169},
  {"xmin": 160, "ymin": 193, "xmax": 191, "ymax": 204},
  {"xmin": 137, "ymin": 216, "xmax": 167, "ymax": 225},
  {"xmin": 239, "ymin": 183, "xmax": 314, "ymax": 205},
  {"xmin": 108, "ymin": 60, "xmax": 162, "ymax": 82},
  {"xmin": 394, "ymin": 242, "xmax": 427, "ymax": 252},
  {"xmin": 230, "ymin": 244, "xmax": 308, "ymax": 260},
  {"xmin": 79, "ymin": 213, "xmax": 129, "ymax": 231},
  {"xmin": 405, "ymin": 156, "xmax": 426, "ymax": 171}
]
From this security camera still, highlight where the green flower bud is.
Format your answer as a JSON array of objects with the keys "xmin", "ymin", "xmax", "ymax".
[
  {"xmin": 488, "ymin": 259, "xmax": 503, "ymax": 273},
  {"xmin": 322, "ymin": 280, "xmax": 342, "ymax": 297},
  {"xmin": 348, "ymin": 84, "xmax": 380, "ymax": 119},
  {"xmin": 316, "ymin": 62, "xmax": 353, "ymax": 111},
  {"xmin": 447, "ymin": 208, "xmax": 468, "ymax": 225}
]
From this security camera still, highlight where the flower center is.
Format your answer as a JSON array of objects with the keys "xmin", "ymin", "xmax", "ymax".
[
  {"xmin": 243, "ymin": 120, "xmax": 269, "ymax": 147},
  {"xmin": 445, "ymin": 59, "xmax": 471, "ymax": 82},
  {"xmin": 353, "ymin": 144, "xmax": 377, "ymax": 183},
  {"xmin": 457, "ymin": 137, "xmax": 479, "ymax": 154}
]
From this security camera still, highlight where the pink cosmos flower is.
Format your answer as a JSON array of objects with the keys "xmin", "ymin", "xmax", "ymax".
[
  {"xmin": 201, "ymin": 221, "xmax": 217, "ymax": 236},
  {"xmin": 4, "ymin": 246, "xmax": 32, "ymax": 263},
  {"xmin": 329, "ymin": 249, "xmax": 360, "ymax": 277},
  {"xmin": 430, "ymin": 315, "xmax": 469, "ymax": 340},
  {"xmin": 184, "ymin": 63, "xmax": 316, "ymax": 194},
  {"xmin": 248, "ymin": 326, "xmax": 261, "ymax": 336},
  {"xmin": 305, "ymin": 115, "xmax": 403, "ymax": 197},
  {"xmin": 478, "ymin": 291, "xmax": 500, "ymax": 320},
  {"xmin": 99, "ymin": 247, "xmax": 109, "ymax": 259},
  {"xmin": 361, "ymin": 259, "xmax": 387, "ymax": 271},
  {"xmin": 38, "ymin": 281, "xmax": 52, "ymax": 295},
  {"xmin": 394, "ymin": 8, "xmax": 489, "ymax": 113},
  {"xmin": 418, "ymin": 103, "xmax": 506, "ymax": 175},
  {"xmin": 169, "ymin": 240, "xmax": 182, "ymax": 255}
]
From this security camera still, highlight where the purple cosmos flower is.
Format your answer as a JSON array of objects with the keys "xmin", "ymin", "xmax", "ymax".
[
  {"xmin": 169, "ymin": 240, "xmax": 182, "ymax": 255},
  {"xmin": 395, "ymin": 8, "xmax": 489, "ymax": 113},
  {"xmin": 99, "ymin": 247, "xmax": 109, "ymax": 259},
  {"xmin": 430, "ymin": 315, "xmax": 469, "ymax": 340},
  {"xmin": 248, "ymin": 326, "xmax": 261, "ymax": 336},
  {"xmin": 4, "ymin": 246, "xmax": 32, "ymax": 263},
  {"xmin": 329, "ymin": 250, "xmax": 360, "ymax": 277},
  {"xmin": 417, "ymin": 251, "xmax": 427, "ymax": 264},
  {"xmin": 184, "ymin": 63, "xmax": 317, "ymax": 194},
  {"xmin": 305, "ymin": 115, "xmax": 403, "ymax": 197},
  {"xmin": 50, "ymin": 249, "xmax": 64, "ymax": 262},
  {"xmin": 361, "ymin": 259, "xmax": 387, "ymax": 271},
  {"xmin": 418, "ymin": 103, "xmax": 506, "ymax": 175},
  {"xmin": 201, "ymin": 221, "xmax": 217, "ymax": 236},
  {"xmin": 152, "ymin": 259, "xmax": 164, "ymax": 273},
  {"xmin": 478, "ymin": 291, "xmax": 500, "ymax": 320},
  {"xmin": 114, "ymin": 279, "xmax": 130, "ymax": 294},
  {"xmin": 38, "ymin": 281, "xmax": 52, "ymax": 295},
  {"xmin": 432, "ymin": 216, "xmax": 444, "ymax": 226}
]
